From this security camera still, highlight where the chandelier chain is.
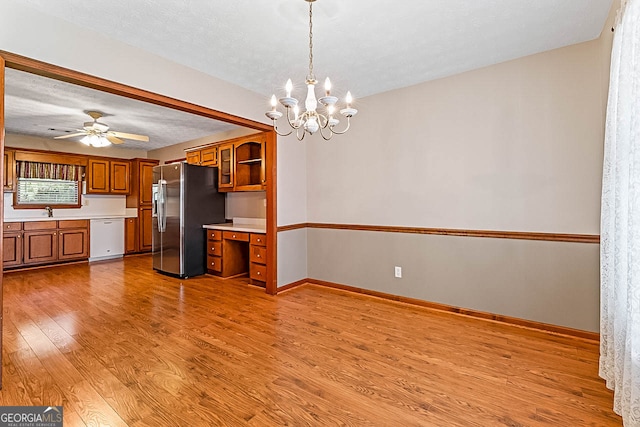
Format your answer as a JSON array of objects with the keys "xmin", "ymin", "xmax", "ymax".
[{"xmin": 308, "ymin": 1, "xmax": 315, "ymax": 81}]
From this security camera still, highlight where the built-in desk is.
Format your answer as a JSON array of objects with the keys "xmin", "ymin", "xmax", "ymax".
[{"xmin": 203, "ymin": 219, "xmax": 266, "ymax": 286}]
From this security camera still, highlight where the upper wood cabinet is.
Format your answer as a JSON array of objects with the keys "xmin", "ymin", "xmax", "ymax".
[
  {"xmin": 110, "ymin": 160, "xmax": 130, "ymax": 194},
  {"xmin": 86, "ymin": 158, "xmax": 131, "ymax": 194},
  {"xmin": 185, "ymin": 145, "xmax": 218, "ymax": 167},
  {"xmin": 234, "ymin": 134, "xmax": 266, "ymax": 191},
  {"xmin": 184, "ymin": 132, "xmax": 267, "ymax": 192},
  {"xmin": 186, "ymin": 151, "xmax": 201, "ymax": 165},
  {"xmin": 218, "ymin": 143, "xmax": 235, "ymax": 191},
  {"xmin": 3, "ymin": 150, "xmax": 16, "ymax": 192}
]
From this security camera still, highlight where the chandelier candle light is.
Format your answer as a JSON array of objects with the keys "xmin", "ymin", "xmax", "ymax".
[{"xmin": 265, "ymin": 0, "xmax": 357, "ymax": 141}]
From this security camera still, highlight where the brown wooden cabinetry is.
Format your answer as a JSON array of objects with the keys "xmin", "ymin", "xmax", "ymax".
[
  {"xmin": 200, "ymin": 146, "xmax": 218, "ymax": 166},
  {"xmin": 4, "ymin": 149, "xmax": 16, "ymax": 192},
  {"xmin": 218, "ymin": 143, "xmax": 234, "ymax": 191},
  {"xmin": 186, "ymin": 151, "xmax": 201, "ymax": 165},
  {"xmin": 185, "ymin": 145, "xmax": 218, "ymax": 167},
  {"xmin": 58, "ymin": 220, "xmax": 89, "ymax": 261},
  {"xmin": 3, "ymin": 222, "xmax": 23, "ymax": 268},
  {"xmin": 250, "ymin": 233, "xmax": 267, "ymax": 286},
  {"xmin": 87, "ymin": 158, "xmax": 131, "ymax": 194},
  {"xmin": 235, "ymin": 135, "xmax": 266, "ymax": 191},
  {"xmin": 4, "ymin": 220, "xmax": 89, "ymax": 269},
  {"xmin": 126, "ymin": 159, "xmax": 159, "ymax": 253},
  {"xmin": 206, "ymin": 229, "xmax": 266, "ymax": 283},
  {"xmin": 124, "ymin": 217, "xmax": 137, "ymax": 254},
  {"xmin": 184, "ymin": 132, "xmax": 267, "ymax": 192},
  {"xmin": 206, "ymin": 229, "xmax": 251, "ymax": 278},
  {"xmin": 139, "ymin": 207, "xmax": 153, "ymax": 251}
]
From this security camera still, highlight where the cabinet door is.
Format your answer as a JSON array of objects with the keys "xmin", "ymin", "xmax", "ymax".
[
  {"xmin": 200, "ymin": 146, "xmax": 218, "ymax": 166},
  {"xmin": 140, "ymin": 162, "xmax": 156, "ymax": 205},
  {"xmin": 186, "ymin": 151, "xmax": 201, "ymax": 165},
  {"xmin": 125, "ymin": 217, "xmax": 138, "ymax": 253},
  {"xmin": 87, "ymin": 159, "xmax": 110, "ymax": 193},
  {"xmin": 23, "ymin": 230, "xmax": 58, "ymax": 265},
  {"xmin": 234, "ymin": 136, "xmax": 265, "ymax": 191},
  {"xmin": 218, "ymin": 144, "xmax": 234, "ymax": 190},
  {"xmin": 3, "ymin": 232, "xmax": 23, "ymax": 268},
  {"xmin": 58, "ymin": 228, "xmax": 89, "ymax": 261},
  {"xmin": 110, "ymin": 160, "xmax": 130, "ymax": 194},
  {"xmin": 3, "ymin": 150, "xmax": 16, "ymax": 192},
  {"xmin": 139, "ymin": 207, "xmax": 153, "ymax": 252}
]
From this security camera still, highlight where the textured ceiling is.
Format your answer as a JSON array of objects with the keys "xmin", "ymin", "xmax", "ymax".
[
  {"xmin": 20, "ymin": 0, "xmax": 613, "ymax": 99},
  {"xmin": 6, "ymin": 0, "xmax": 613, "ymax": 152},
  {"xmin": 4, "ymin": 68, "xmax": 242, "ymax": 151}
]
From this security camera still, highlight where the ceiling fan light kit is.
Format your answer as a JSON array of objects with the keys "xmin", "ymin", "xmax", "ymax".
[
  {"xmin": 266, "ymin": 0, "xmax": 358, "ymax": 141},
  {"xmin": 54, "ymin": 110, "xmax": 149, "ymax": 147}
]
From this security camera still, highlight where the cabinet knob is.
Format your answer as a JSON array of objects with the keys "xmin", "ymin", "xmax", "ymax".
[
  {"xmin": 257, "ymin": 254, "xmax": 261, "ymax": 258},
  {"xmin": 211, "ymin": 247, "xmax": 215, "ymax": 251},
  {"xmin": 232, "ymin": 234, "xmax": 236, "ymax": 238},
  {"xmin": 53, "ymin": 232, "xmax": 56, "ymax": 235},
  {"xmin": 257, "ymin": 271, "xmax": 261, "ymax": 276},
  {"xmin": 257, "ymin": 238, "xmax": 261, "ymax": 243},
  {"xmin": 211, "ymin": 261, "xmax": 215, "ymax": 266},
  {"xmin": 17, "ymin": 235, "xmax": 21, "ymax": 239}
]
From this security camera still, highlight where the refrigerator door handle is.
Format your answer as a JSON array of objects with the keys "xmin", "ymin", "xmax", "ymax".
[{"xmin": 158, "ymin": 179, "xmax": 167, "ymax": 233}]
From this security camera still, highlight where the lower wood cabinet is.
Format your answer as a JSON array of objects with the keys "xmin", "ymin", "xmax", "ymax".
[
  {"xmin": 125, "ymin": 217, "xmax": 138, "ymax": 254},
  {"xmin": 3, "ymin": 220, "xmax": 89, "ymax": 270},
  {"xmin": 206, "ymin": 229, "xmax": 266, "ymax": 285},
  {"xmin": 249, "ymin": 233, "xmax": 266, "ymax": 287},
  {"xmin": 139, "ymin": 207, "xmax": 153, "ymax": 252}
]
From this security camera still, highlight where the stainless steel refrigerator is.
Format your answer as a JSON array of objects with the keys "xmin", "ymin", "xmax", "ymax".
[{"xmin": 152, "ymin": 162, "xmax": 225, "ymax": 278}]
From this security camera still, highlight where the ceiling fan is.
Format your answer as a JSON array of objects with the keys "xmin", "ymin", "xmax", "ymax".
[{"xmin": 54, "ymin": 111, "xmax": 149, "ymax": 146}]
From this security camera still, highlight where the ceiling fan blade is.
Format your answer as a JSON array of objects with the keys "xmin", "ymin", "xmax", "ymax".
[
  {"xmin": 106, "ymin": 134, "xmax": 124, "ymax": 145},
  {"xmin": 54, "ymin": 132, "xmax": 87, "ymax": 139},
  {"xmin": 108, "ymin": 131, "xmax": 149, "ymax": 142}
]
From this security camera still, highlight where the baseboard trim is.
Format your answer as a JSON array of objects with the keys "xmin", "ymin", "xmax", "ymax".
[
  {"xmin": 276, "ymin": 222, "xmax": 599, "ymax": 244},
  {"xmin": 282, "ymin": 277, "xmax": 599, "ymax": 342},
  {"xmin": 276, "ymin": 278, "xmax": 308, "ymax": 294}
]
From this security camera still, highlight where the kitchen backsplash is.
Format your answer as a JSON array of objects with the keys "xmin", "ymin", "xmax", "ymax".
[
  {"xmin": 225, "ymin": 191, "xmax": 266, "ymax": 220},
  {"xmin": 3, "ymin": 193, "xmax": 128, "ymax": 221}
]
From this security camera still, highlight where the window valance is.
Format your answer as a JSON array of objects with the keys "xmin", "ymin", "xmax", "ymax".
[{"xmin": 16, "ymin": 161, "xmax": 84, "ymax": 181}]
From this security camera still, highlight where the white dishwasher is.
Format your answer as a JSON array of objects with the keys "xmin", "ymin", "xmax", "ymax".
[{"xmin": 89, "ymin": 218, "xmax": 125, "ymax": 262}]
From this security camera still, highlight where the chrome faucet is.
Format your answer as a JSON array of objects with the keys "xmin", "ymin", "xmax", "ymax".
[{"xmin": 45, "ymin": 206, "xmax": 53, "ymax": 217}]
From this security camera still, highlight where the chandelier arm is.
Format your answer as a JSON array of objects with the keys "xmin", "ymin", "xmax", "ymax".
[
  {"xmin": 285, "ymin": 107, "xmax": 303, "ymax": 130},
  {"xmin": 296, "ymin": 127, "xmax": 306, "ymax": 141},
  {"xmin": 318, "ymin": 126, "xmax": 334, "ymax": 141},
  {"xmin": 272, "ymin": 120, "xmax": 293, "ymax": 137},
  {"xmin": 326, "ymin": 116, "xmax": 352, "ymax": 135}
]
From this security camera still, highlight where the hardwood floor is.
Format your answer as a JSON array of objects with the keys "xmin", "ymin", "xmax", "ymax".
[{"xmin": 1, "ymin": 255, "xmax": 621, "ymax": 426}]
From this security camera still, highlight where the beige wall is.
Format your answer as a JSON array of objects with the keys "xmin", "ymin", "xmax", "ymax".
[
  {"xmin": 307, "ymin": 38, "xmax": 607, "ymax": 234},
  {"xmin": 298, "ymin": 8, "xmax": 617, "ymax": 330}
]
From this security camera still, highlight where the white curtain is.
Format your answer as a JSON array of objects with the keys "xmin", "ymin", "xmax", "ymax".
[{"xmin": 600, "ymin": 0, "xmax": 640, "ymax": 425}]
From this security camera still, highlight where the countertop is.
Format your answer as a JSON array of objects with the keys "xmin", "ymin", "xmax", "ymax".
[
  {"xmin": 203, "ymin": 217, "xmax": 266, "ymax": 234},
  {"xmin": 6, "ymin": 212, "xmax": 137, "ymax": 223}
]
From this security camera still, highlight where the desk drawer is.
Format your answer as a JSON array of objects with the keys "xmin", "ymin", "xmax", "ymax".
[
  {"xmin": 223, "ymin": 231, "xmax": 249, "ymax": 242},
  {"xmin": 250, "ymin": 246, "xmax": 266, "ymax": 265},
  {"xmin": 250, "ymin": 263, "xmax": 266, "ymax": 281},
  {"xmin": 207, "ymin": 230, "xmax": 222, "ymax": 241},
  {"xmin": 250, "ymin": 233, "xmax": 266, "ymax": 247},
  {"xmin": 207, "ymin": 255, "xmax": 222, "ymax": 273},
  {"xmin": 207, "ymin": 241, "xmax": 222, "ymax": 256}
]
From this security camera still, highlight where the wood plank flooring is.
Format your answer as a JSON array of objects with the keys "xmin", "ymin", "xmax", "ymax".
[{"xmin": 1, "ymin": 255, "xmax": 621, "ymax": 426}]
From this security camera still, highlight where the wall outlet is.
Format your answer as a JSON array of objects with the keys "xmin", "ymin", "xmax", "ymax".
[{"xmin": 394, "ymin": 266, "xmax": 402, "ymax": 278}]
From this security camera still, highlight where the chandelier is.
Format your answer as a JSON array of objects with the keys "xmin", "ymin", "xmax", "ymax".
[{"xmin": 265, "ymin": 0, "xmax": 357, "ymax": 141}]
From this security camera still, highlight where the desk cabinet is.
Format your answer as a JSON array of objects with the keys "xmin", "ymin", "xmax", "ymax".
[{"xmin": 206, "ymin": 229, "xmax": 265, "ymax": 281}]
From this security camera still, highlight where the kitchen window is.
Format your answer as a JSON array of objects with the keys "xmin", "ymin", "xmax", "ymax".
[{"xmin": 13, "ymin": 161, "xmax": 83, "ymax": 208}]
